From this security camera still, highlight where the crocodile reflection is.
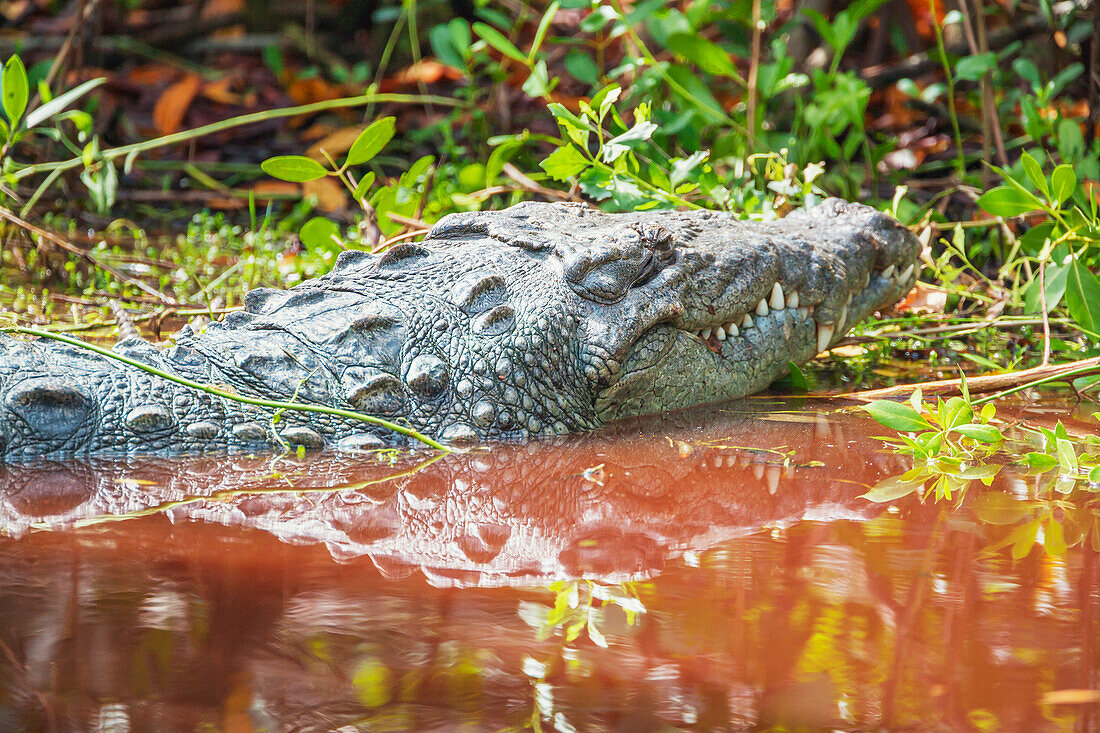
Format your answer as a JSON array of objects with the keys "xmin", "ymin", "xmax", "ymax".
[{"xmin": 0, "ymin": 403, "xmax": 905, "ymax": 586}]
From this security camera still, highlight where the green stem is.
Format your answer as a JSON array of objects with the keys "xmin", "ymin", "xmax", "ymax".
[
  {"xmin": 930, "ymin": 1, "xmax": 967, "ymax": 181},
  {"xmin": 10, "ymin": 92, "xmax": 462, "ymax": 182},
  {"xmin": 1, "ymin": 325, "xmax": 448, "ymax": 452}
]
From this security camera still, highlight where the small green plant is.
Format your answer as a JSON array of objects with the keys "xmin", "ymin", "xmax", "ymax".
[
  {"xmin": 976, "ymin": 151, "xmax": 1100, "ymax": 339},
  {"xmin": 861, "ymin": 387, "xmax": 1100, "ymax": 504},
  {"xmin": 0, "ymin": 53, "xmax": 106, "ymax": 212},
  {"xmin": 859, "ymin": 386, "xmax": 1005, "ymax": 502}
]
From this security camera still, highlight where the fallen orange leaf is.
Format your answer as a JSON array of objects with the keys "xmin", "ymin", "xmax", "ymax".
[
  {"xmin": 250, "ymin": 180, "xmax": 302, "ymax": 197},
  {"xmin": 153, "ymin": 73, "xmax": 203, "ymax": 135},
  {"xmin": 307, "ymin": 125, "xmax": 368, "ymax": 162},
  {"xmin": 303, "ymin": 176, "xmax": 348, "ymax": 213},
  {"xmin": 128, "ymin": 64, "xmax": 180, "ymax": 86}
]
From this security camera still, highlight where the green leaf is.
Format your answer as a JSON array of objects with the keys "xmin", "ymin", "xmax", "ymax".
[
  {"xmin": 670, "ymin": 151, "xmax": 708, "ymax": 189},
  {"xmin": 786, "ymin": 361, "xmax": 809, "ymax": 392},
  {"xmin": 1010, "ymin": 519, "xmax": 1040, "ymax": 560},
  {"xmin": 1019, "ymin": 151, "xmax": 1049, "ymax": 198},
  {"xmin": 1050, "ymin": 163, "xmax": 1076, "ymax": 205},
  {"xmin": 1089, "ymin": 464, "xmax": 1100, "ymax": 483},
  {"xmin": 665, "ymin": 66, "xmax": 728, "ymax": 123},
  {"xmin": 665, "ymin": 33, "xmax": 741, "ymax": 80},
  {"xmin": 472, "ymin": 22, "xmax": 527, "ymax": 63},
  {"xmin": 539, "ymin": 144, "xmax": 589, "ymax": 181},
  {"xmin": 1065, "ymin": 258, "xmax": 1100, "ymax": 334},
  {"xmin": 2, "ymin": 55, "xmax": 28, "ymax": 129},
  {"xmin": 24, "ymin": 76, "xmax": 105, "ymax": 129},
  {"xmin": 1056, "ymin": 437, "xmax": 1078, "ymax": 474},
  {"xmin": 977, "ymin": 185, "xmax": 1042, "ymax": 217},
  {"xmin": 261, "ymin": 155, "xmax": 328, "ymax": 182},
  {"xmin": 955, "ymin": 52, "xmax": 996, "ymax": 81},
  {"xmin": 528, "ymin": 1, "xmax": 561, "ymax": 62},
  {"xmin": 942, "ymin": 396, "xmax": 973, "ymax": 429},
  {"xmin": 602, "ymin": 120, "xmax": 658, "ymax": 162},
  {"xmin": 861, "ymin": 400, "xmax": 933, "ymax": 432},
  {"xmin": 565, "ymin": 49, "xmax": 600, "ymax": 86},
  {"xmin": 1023, "ymin": 260, "xmax": 1069, "ymax": 314},
  {"xmin": 859, "ymin": 473, "xmax": 925, "ymax": 503},
  {"xmin": 1024, "ymin": 452, "xmax": 1059, "ymax": 471},
  {"xmin": 299, "ymin": 216, "xmax": 342, "ymax": 252},
  {"xmin": 951, "ymin": 424, "xmax": 1004, "ymax": 443},
  {"xmin": 1045, "ymin": 517, "xmax": 1068, "ymax": 556},
  {"xmin": 345, "ymin": 117, "xmax": 395, "ymax": 167},
  {"xmin": 352, "ymin": 170, "xmax": 376, "ymax": 200},
  {"xmin": 522, "ymin": 59, "xmax": 555, "ymax": 99}
]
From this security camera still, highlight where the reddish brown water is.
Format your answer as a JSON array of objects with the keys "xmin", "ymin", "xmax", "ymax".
[{"xmin": 1, "ymin": 397, "xmax": 1098, "ymax": 731}]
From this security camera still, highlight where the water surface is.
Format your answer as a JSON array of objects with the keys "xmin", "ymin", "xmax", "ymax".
[{"xmin": 1, "ymin": 397, "xmax": 1098, "ymax": 731}]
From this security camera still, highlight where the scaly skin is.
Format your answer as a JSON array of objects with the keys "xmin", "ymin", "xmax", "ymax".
[{"xmin": 0, "ymin": 199, "xmax": 919, "ymax": 458}]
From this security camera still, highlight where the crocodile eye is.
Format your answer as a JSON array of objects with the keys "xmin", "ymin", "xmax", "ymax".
[{"xmin": 559, "ymin": 224, "xmax": 676, "ymax": 304}]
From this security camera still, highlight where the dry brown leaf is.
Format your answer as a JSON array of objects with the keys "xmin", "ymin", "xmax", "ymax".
[
  {"xmin": 201, "ymin": 0, "xmax": 244, "ymax": 19},
  {"xmin": 128, "ymin": 64, "xmax": 180, "ymax": 86},
  {"xmin": 250, "ymin": 180, "xmax": 301, "ymax": 197},
  {"xmin": 302, "ymin": 177, "xmax": 348, "ymax": 213},
  {"xmin": 153, "ymin": 74, "xmax": 203, "ymax": 135},
  {"xmin": 307, "ymin": 126, "xmax": 367, "ymax": 161},
  {"xmin": 827, "ymin": 344, "xmax": 867, "ymax": 357},
  {"xmin": 895, "ymin": 281, "xmax": 948, "ymax": 315},
  {"xmin": 201, "ymin": 77, "xmax": 250, "ymax": 106},
  {"xmin": 286, "ymin": 77, "xmax": 344, "ymax": 106}
]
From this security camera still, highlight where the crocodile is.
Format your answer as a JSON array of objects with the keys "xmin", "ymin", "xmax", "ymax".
[{"xmin": 0, "ymin": 198, "xmax": 918, "ymax": 458}]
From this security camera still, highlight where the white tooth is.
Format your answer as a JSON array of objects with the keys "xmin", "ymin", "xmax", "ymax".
[
  {"xmin": 716, "ymin": 326, "xmax": 727, "ymax": 340},
  {"xmin": 786, "ymin": 290, "xmax": 799, "ymax": 308},
  {"xmin": 817, "ymin": 323, "xmax": 835, "ymax": 352},
  {"xmin": 899, "ymin": 264, "xmax": 915, "ymax": 282},
  {"xmin": 838, "ymin": 304, "xmax": 848, "ymax": 327},
  {"xmin": 882, "ymin": 265, "xmax": 896, "ymax": 279},
  {"xmin": 756, "ymin": 299, "xmax": 769, "ymax": 316},
  {"xmin": 741, "ymin": 314, "xmax": 754, "ymax": 328},
  {"xmin": 727, "ymin": 323, "xmax": 739, "ymax": 337},
  {"xmin": 752, "ymin": 463, "xmax": 764, "ymax": 480},
  {"xmin": 770, "ymin": 283, "xmax": 785, "ymax": 310},
  {"xmin": 797, "ymin": 306, "xmax": 809, "ymax": 319},
  {"xmin": 702, "ymin": 328, "xmax": 712, "ymax": 340},
  {"xmin": 766, "ymin": 466, "xmax": 780, "ymax": 494}
]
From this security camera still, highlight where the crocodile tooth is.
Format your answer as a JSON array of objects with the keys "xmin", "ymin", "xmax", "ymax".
[
  {"xmin": 716, "ymin": 326, "xmax": 727, "ymax": 340},
  {"xmin": 756, "ymin": 299, "xmax": 769, "ymax": 316},
  {"xmin": 770, "ymin": 283, "xmax": 785, "ymax": 310},
  {"xmin": 797, "ymin": 306, "xmax": 809, "ymax": 319},
  {"xmin": 838, "ymin": 304, "xmax": 848, "ymax": 327},
  {"xmin": 702, "ymin": 328, "xmax": 712, "ymax": 340},
  {"xmin": 898, "ymin": 264, "xmax": 915, "ymax": 282},
  {"xmin": 786, "ymin": 290, "xmax": 799, "ymax": 308},
  {"xmin": 882, "ymin": 264, "xmax": 896, "ymax": 279},
  {"xmin": 727, "ymin": 323, "xmax": 739, "ymax": 337},
  {"xmin": 741, "ymin": 314, "xmax": 754, "ymax": 328},
  {"xmin": 766, "ymin": 466, "xmax": 780, "ymax": 494},
  {"xmin": 817, "ymin": 323, "xmax": 835, "ymax": 352},
  {"xmin": 752, "ymin": 463, "xmax": 765, "ymax": 479}
]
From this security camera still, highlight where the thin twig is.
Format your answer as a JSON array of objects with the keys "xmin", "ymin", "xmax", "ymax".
[
  {"xmin": 747, "ymin": 0, "xmax": 761, "ymax": 152},
  {"xmin": 10, "ymin": 92, "xmax": 463, "ymax": 183},
  {"xmin": 828, "ymin": 356, "xmax": 1100, "ymax": 402}
]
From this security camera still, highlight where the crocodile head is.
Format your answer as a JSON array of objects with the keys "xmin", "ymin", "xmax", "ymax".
[{"xmin": 184, "ymin": 199, "xmax": 918, "ymax": 445}]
